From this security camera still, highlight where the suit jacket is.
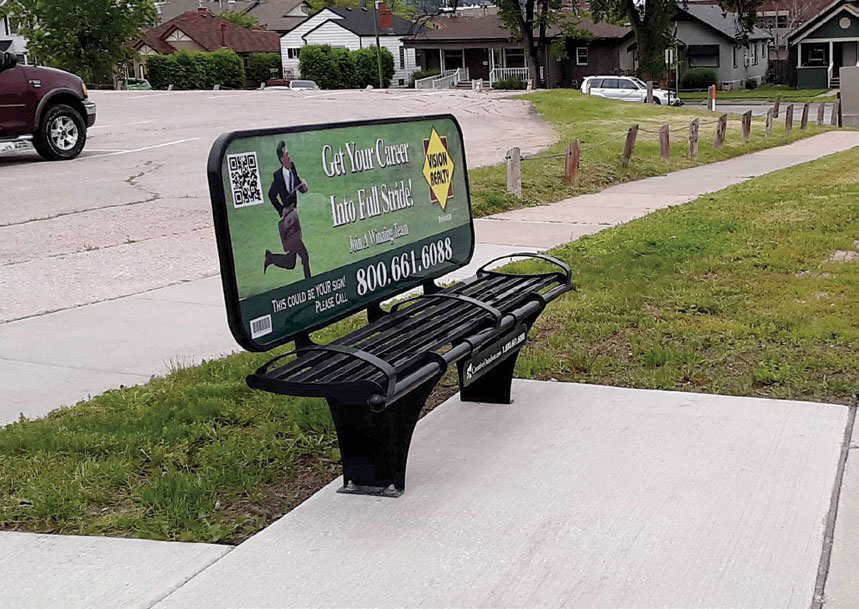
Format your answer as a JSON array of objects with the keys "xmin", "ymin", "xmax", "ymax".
[{"xmin": 268, "ymin": 165, "xmax": 306, "ymax": 216}]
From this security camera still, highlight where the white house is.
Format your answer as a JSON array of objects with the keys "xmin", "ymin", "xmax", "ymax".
[
  {"xmin": 0, "ymin": 2, "xmax": 31, "ymax": 64},
  {"xmin": 280, "ymin": 6, "xmax": 420, "ymax": 86}
]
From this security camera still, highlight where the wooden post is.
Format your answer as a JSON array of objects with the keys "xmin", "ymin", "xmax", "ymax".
[
  {"xmin": 785, "ymin": 104, "xmax": 794, "ymax": 133},
  {"xmin": 564, "ymin": 140, "xmax": 581, "ymax": 187},
  {"xmin": 741, "ymin": 110, "xmax": 752, "ymax": 142},
  {"xmin": 837, "ymin": 91, "xmax": 843, "ymax": 127},
  {"xmin": 713, "ymin": 114, "xmax": 728, "ymax": 149},
  {"xmin": 766, "ymin": 108, "xmax": 773, "ymax": 137},
  {"xmin": 646, "ymin": 81, "xmax": 654, "ymax": 104},
  {"xmin": 831, "ymin": 99, "xmax": 840, "ymax": 126},
  {"xmin": 688, "ymin": 118, "xmax": 700, "ymax": 160},
  {"xmin": 659, "ymin": 125, "xmax": 670, "ymax": 161},
  {"xmin": 622, "ymin": 125, "xmax": 639, "ymax": 168},
  {"xmin": 801, "ymin": 103, "xmax": 810, "ymax": 130},
  {"xmin": 506, "ymin": 147, "xmax": 522, "ymax": 198},
  {"xmin": 773, "ymin": 95, "xmax": 781, "ymax": 118},
  {"xmin": 817, "ymin": 103, "xmax": 826, "ymax": 127}
]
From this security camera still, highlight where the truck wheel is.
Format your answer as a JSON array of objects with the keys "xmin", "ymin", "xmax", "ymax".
[{"xmin": 34, "ymin": 104, "xmax": 86, "ymax": 161}]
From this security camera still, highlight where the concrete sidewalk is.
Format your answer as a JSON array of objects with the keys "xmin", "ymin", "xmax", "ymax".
[
  {"xmin": 2, "ymin": 130, "xmax": 857, "ymax": 426},
  {"xmin": 149, "ymin": 381, "xmax": 850, "ymax": 609}
]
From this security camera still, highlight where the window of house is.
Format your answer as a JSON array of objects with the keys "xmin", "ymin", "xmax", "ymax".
[
  {"xmin": 750, "ymin": 43, "xmax": 757, "ymax": 65},
  {"xmin": 399, "ymin": 47, "xmax": 405, "ymax": 69},
  {"xmin": 576, "ymin": 47, "xmax": 588, "ymax": 66},
  {"xmin": 687, "ymin": 44, "xmax": 720, "ymax": 68},
  {"xmin": 504, "ymin": 47, "xmax": 525, "ymax": 68},
  {"xmin": 444, "ymin": 49, "xmax": 464, "ymax": 69},
  {"xmin": 286, "ymin": 48, "xmax": 301, "ymax": 59},
  {"xmin": 761, "ymin": 42, "xmax": 766, "ymax": 60},
  {"xmin": 733, "ymin": 46, "xmax": 738, "ymax": 68}
]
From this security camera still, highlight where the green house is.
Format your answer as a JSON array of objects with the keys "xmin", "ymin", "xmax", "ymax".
[{"xmin": 789, "ymin": 0, "xmax": 859, "ymax": 89}]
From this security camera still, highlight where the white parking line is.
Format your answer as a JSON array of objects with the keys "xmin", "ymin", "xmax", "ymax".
[
  {"xmin": 84, "ymin": 138, "xmax": 198, "ymax": 159},
  {"xmin": 301, "ymin": 91, "xmax": 352, "ymax": 99},
  {"xmin": 89, "ymin": 120, "xmax": 152, "ymax": 130},
  {"xmin": 122, "ymin": 92, "xmax": 175, "ymax": 100}
]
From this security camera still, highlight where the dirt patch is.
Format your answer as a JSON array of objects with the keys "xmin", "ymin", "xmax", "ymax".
[{"xmin": 830, "ymin": 250, "xmax": 859, "ymax": 262}]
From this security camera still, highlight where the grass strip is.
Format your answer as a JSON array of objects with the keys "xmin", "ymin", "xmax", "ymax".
[
  {"xmin": 1, "ymin": 135, "xmax": 856, "ymax": 547},
  {"xmin": 469, "ymin": 90, "xmax": 831, "ymax": 217},
  {"xmin": 679, "ymin": 84, "xmax": 833, "ymax": 103}
]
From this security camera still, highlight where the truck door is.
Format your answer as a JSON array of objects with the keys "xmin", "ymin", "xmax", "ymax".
[{"xmin": 0, "ymin": 65, "xmax": 29, "ymax": 133}]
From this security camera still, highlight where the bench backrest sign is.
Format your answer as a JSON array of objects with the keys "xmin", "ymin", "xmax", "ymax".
[{"xmin": 208, "ymin": 115, "xmax": 475, "ymax": 351}]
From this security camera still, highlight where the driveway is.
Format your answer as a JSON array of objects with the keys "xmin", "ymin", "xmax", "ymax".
[{"xmin": 0, "ymin": 89, "xmax": 555, "ymax": 323}]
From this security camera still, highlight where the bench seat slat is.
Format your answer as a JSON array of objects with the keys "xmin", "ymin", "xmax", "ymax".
[{"xmin": 260, "ymin": 273, "xmax": 561, "ymax": 393}]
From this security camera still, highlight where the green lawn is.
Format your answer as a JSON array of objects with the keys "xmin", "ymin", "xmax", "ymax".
[
  {"xmin": 2, "ymin": 147, "xmax": 856, "ymax": 544},
  {"xmin": 679, "ymin": 84, "xmax": 834, "ymax": 103},
  {"xmin": 469, "ymin": 90, "xmax": 831, "ymax": 217}
]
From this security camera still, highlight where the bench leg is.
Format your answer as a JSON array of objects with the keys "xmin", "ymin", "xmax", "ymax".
[
  {"xmin": 457, "ymin": 349, "xmax": 520, "ymax": 404},
  {"xmin": 327, "ymin": 375, "xmax": 441, "ymax": 498}
]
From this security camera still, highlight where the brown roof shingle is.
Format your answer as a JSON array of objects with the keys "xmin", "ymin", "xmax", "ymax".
[
  {"xmin": 405, "ymin": 13, "xmax": 630, "ymax": 43},
  {"xmin": 137, "ymin": 10, "xmax": 280, "ymax": 54}
]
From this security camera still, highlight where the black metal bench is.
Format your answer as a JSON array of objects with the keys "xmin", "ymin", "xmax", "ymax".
[{"xmin": 208, "ymin": 115, "xmax": 572, "ymax": 497}]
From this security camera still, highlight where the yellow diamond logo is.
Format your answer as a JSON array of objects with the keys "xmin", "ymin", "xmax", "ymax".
[{"xmin": 422, "ymin": 128, "xmax": 455, "ymax": 210}]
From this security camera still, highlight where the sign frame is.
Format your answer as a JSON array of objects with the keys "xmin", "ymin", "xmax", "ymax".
[{"xmin": 207, "ymin": 114, "xmax": 476, "ymax": 352}]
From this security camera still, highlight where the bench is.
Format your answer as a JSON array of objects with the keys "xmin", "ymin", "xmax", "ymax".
[{"xmin": 207, "ymin": 114, "xmax": 572, "ymax": 497}]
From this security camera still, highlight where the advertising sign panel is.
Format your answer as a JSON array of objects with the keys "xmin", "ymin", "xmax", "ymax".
[{"xmin": 208, "ymin": 115, "xmax": 474, "ymax": 351}]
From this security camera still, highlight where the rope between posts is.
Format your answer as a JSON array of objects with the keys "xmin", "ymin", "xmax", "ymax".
[{"xmin": 580, "ymin": 131, "xmax": 630, "ymax": 153}]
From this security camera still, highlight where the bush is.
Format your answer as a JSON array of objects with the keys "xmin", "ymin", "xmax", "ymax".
[
  {"xmin": 493, "ymin": 78, "xmax": 527, "ymax": 90},
  {"xmin": 745, "ymin": 77, "xmax": 758, "ymax": 90},
  {"xmin": 299, "ymin": 45, "xmax": 394, "ymax": 89},
  {"xmin": 247, "ymin": 52, "xmax": 282, "ymax": 85},
  {"xmin": 352, "ymin": 47, "xmax": 394, "ymax": 88},
  {"xmin": 681, "ymin": 68, "xmax": 718, "ymax": 89},
  {"xmin": 410, "ymin": 68, "xmax": 439, "ymax": 86},
  {"xmin": 145, "ymin": 49, "xmax": 245, "ymax": 89}
]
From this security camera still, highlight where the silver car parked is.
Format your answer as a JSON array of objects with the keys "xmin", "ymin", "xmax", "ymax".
[{"xmin": 580, "ymin": 75, "xmax": 682, "ymax": 106}]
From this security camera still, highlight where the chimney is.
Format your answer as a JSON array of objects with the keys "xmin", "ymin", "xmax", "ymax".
[
  {"xmin": 378, "ymin": 1, "xmax": 393, "ymax": 31},
  {"xmin": 219, "ymin": 21, "xmax": 227, "ymax": 47}
]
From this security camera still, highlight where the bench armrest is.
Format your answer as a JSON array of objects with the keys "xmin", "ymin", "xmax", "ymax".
[{"xmin": 476, "ymin": 252, "xmax": 573, "ymax": 287}]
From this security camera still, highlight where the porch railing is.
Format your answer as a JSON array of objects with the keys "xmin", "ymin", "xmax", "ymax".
[
  {"xmin": 414, "ymin": 69, "xmax": 456, "ymax": 89},
  {"xmin": 489, "ymin": 67, "xmax": 540, "ymax": 87}
]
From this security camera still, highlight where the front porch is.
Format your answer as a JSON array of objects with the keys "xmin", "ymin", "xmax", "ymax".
[
  {"xmin": 413, "ymin": 45, "xmax": 532, "ymax": 87},
  {"xmin": 796, "ymin": 39, "xmax": 859, "ymax": 88}
]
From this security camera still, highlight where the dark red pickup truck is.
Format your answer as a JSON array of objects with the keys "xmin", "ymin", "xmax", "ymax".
[{"xmin": 0, "ymin": 51, "xmax": 96, "ymax": 160}]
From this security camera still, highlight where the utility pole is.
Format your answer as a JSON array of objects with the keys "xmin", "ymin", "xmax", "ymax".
[{"xmin": 373, "ymin": 1, "xmax": 384, "ymax": 89}]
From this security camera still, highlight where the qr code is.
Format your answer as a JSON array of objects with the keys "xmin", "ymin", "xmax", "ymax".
[{"xmin": 227, "ymin": 152, "xmax": 264, "ymax": 208}]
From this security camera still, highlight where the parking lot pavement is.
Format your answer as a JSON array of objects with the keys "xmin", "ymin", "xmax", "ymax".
[
  {"xmin": 0, "ymin": 89, "xmax": 555, "ymax": 323},
  {"xmin": 152, "ymin": 381, "xmax": 849, "ymax": 609}
]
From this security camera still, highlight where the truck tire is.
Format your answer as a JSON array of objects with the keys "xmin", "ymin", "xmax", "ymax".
[{"xmin": 33, "ymin": 104, "xmax": 87, "ymax": 161}]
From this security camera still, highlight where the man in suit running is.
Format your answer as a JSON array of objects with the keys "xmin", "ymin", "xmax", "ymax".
[{"xmin": 264, "ymin": 140, "xmax": 312, "ymax": 279}]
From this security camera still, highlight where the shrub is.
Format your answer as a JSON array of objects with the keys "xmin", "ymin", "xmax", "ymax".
[
  {"xmin": 299, "ymin": 45, "xmax": 394, "ymax": 89},
  {"xmin": 745, "ymin": 77, "xmax": 758, "ymax": 90},
  {"xmin": 145, "ymin": 49, "xmax": 244, "ymax": 89},
  {"xmin": 352, "ymin": 47, "xmax": 394, "ymax": 88},
  {"xmin": 681, "ymin": 68, "xmax": 718, "ymax": 89},
  {"xmin": 493, "ymin": 78, "xmax": 527, "ymax": 90},
  {"xmin": 410, "ymin": 68, "xmax": 439, "ymax": 86},
  {"xmin": 247, "ymin": 52, "xmax": 282, "ymax": 85}
]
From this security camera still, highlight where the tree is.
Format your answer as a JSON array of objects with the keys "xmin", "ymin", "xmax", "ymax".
[
  {"xmin": 0, "ymin": 0, "xmax": 157, "ymax": 84},
  {"xmin": 590, "ymin": 0, "xmax": 765, "ymax": 80},
  {"xmin": 217, "ymin": 10, "xmax": 259, "ymax": 29},
  {"xmin": 495, "ymin": 0, "xmax": 569, "ymax": 86}
]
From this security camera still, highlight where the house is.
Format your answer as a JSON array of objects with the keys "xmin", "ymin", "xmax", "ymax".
[
  {"xmin": 153, "ymin": 0, "xmax": 310, "ymax": 35},
  {"xmin": 673, "ymin": 4, "xmax": 773, "ymax": 90},
  {"xmin": 402, "ymin": 14, "xmax": 634, "ymax": 89},
  {"xmin": 280, "ymin": 6, "xmax": 420, "ymax": 86},
  {"xmin": 0, "ymin": 5, "xmax": 31, "ymax": 64},
  {"xmin": 128, "ymin": 8, "xmax": 279, "ymax": 79},
  {"xmin": 789, "ymin": 0, "xmax": 859, "ymax": 88}
]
